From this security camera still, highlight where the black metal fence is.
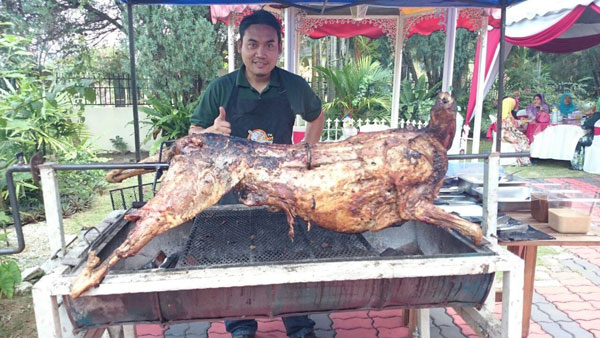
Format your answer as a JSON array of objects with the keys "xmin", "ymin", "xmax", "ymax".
[{"xmin": 82, "ymin": 73, "xmax": 149, "ymax": 106}]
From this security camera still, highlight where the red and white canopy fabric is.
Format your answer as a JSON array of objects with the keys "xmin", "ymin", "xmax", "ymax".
[
  {"xmin": 466, "ymin": 0, "xmax": 600, "ymax": 124},
  {"xmin": 210, "ymin": 6, "xmax": 497, "ymax": 41},
  {"xmin": 504, "ymin": 0, "xmax": 600, "ymax": 53}
]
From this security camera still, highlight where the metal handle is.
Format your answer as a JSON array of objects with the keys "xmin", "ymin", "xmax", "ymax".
[{"xmin": 82, "ymin": 227, "xmax": 101, "ymax": 245}]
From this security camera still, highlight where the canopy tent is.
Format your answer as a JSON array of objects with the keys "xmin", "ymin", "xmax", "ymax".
[
  {"xmin": 120, "ymin": 0, "xmax": 524, "ymax": 199},
  {"xmin": 211, "ymin": 6, "xmax": 500, "ymax": 39},
  {"xmin": 124, "ymin": 0, "xmax": 524, "ymax": 7},
  {"xmin": 466, "ymin": 0, "xmax": 600, "ymax": 155}
]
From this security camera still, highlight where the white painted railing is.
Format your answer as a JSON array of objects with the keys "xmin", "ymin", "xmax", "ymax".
[{"xmin": 293, "ymin": 115, "xmax": 428, "ymax": 142}]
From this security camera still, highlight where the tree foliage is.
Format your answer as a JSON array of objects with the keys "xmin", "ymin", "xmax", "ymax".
[
  {"xmin": 131, "ymin": 5, "xmax": 222, "ymax": 106},
  {"xmin": 315, "ymin": 56, "xmax": 392, "ymax": 121},
  {"xmin": 0, "ymin": 0, "xmax": 126, "ymax": 62}
]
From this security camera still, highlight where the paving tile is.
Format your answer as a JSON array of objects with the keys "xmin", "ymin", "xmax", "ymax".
[
  {"xmin": 429, "ymin": 324, "xmax": 443, "ymax": 338},
  {"xmin": 567, "ymin": 285, "xmax": 600, "ymax": 294},
  {"xmin": 334, "ymin": 328, "xmax": 378, "ymax": 338},
  {"xmin": 378, "ymin": 327, "xmax": 409, "ymax": 338},
  {"xmin": 536, "ymin": 286, "xmax": 572, "ymax": 295},
  {"xmin": 256, "ymin": 320, "xmax": 286, "ymax": 333},
  {"xmin": 165, "ymin": 323, "xmax": 190, "ymax": 337},
  {"xmin": 430, "ymin": 308, "xmax": 455, "ymax": 327},
  {"xmin": 206, "ymin": 333, "xmax": 229, "ymax": 338},
  {"xmin": 563, "ymin": 309, "xmax": 600, "ymax": 321},
  {"xmin": 372, "ymin": 316, "xmax": 404, "ymax": 329},
  {"xmin": 534, "ymin": 322, "xmax": 574, "ymax": 338},
  {"xmin": 314, "ymin": 328, "xmax": 335, "ymax": 338},
  {"xmin": 560, "ymin": 258, "xmax": 600, "ymax": 286},
  {"xmin": 557, "ymin": 320, "xmax": 595, "ymax": 338},
  {"xmin": 308, "ymin": 313, "xmax": 332, "ymax": 331},
  {"xmin": 591, "ymin": 301, "xmax": 600, "ymax": 310},
  {"xmin": 529, "ymin": 322, "xmax": 548, "ymax": 335},
  {"xmin": 436, "ymin": 324, "xmax": 467, "ymax": 338},
  {"xmin": 457, "ymin": 324, "xmax": 476, "ymax": 336},
  {"xmin": 255, "ymin": 332, "xmax": 286, "ymax": 338},
  {"xmin": 531, "ymin": 303, "xmax": 554, "ymax": 323},
  {"xmin": 542, "ymin": 292, "xmax": 583, "ymax": 303},
  {"xmin": 590, "ymin": 329, "xmax": 600, "ymax": 337},
  {"xmin": 208, "ymin": 322, "xmax": 227, "ymax": 334},
  {"xmin": 579, "ymin": 319, "xmax": 600, "ymax": 332},
  {"xmin": 580, "ymin": 292, "xmax": 600, "ymax": 302},
  {"xmin": 331, "ymin": 317, "xmax": 373, "ymax": 330},
  {"xmin": 535, "ymin": 301, "xmax": 572, "ymax": 322},
  {"xmin": 188, "ymin": 322, "xmax": 211, "ymax": 337},
  {"xmin": 552, "ymin": 271, "xmax": 587, "ymax": 280},
  {"xmin": 368, "ymin": 308, "xmax": 404, "ymax": 319},
  {"xmin": 329, "ymin": 310, "xmax": 369, "ymax": 320},
  {"xmin": 137, "ymin": 324, "xmax": 166, "ymax": 336},
  {"xmin": 554, "ymin": 300, "xmax": 596, "ymax": 311},
  {"xmin": 533, "ymin": 292, "xmax": 550, "ymax": 304}
]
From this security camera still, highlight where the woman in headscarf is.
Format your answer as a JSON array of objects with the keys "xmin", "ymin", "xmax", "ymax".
[
  {"xmin": 571, "ymin": 102, "xmax": 600, "ymax": 170},
  {"xmin": 526, "ymin": 93, "xmax": 550, "ymax": 120},
  {"xmin": 558, "ymin": 93, "xmax": 577, "ymax": 117},
  {"xmin": 500, "ymin": 97, "xmax": 531, "ymax": 166}
]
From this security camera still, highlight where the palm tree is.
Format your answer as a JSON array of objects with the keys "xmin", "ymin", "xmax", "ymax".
[{"xmin": 314, "ymin": 56, "xmax": 392, "ymax": 121}]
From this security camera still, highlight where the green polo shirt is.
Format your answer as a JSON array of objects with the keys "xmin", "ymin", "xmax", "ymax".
[{"xmin": 191, "ymin": 65, "xmax": 321, "ymax": 128}]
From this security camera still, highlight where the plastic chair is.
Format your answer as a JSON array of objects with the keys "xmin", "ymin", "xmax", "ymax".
[
  {"xmin": 489, "ymin": 115, "xmax": 518, "ymax": 166},
  {"xmin": 583, "ymin": 119, "xmax": 600, "ymax": 174}
]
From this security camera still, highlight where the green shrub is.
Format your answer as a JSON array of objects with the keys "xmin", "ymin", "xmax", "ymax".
[
  {"xmin": 0, "ymin": 259, "xmax": 20, "ymax": 298},
  {"xmin": 0, "ymin": 31, "xmax": 103, "ymax": 224}
]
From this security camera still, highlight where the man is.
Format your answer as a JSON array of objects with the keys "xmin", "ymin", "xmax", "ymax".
[{"xmin": 189, "ymin": 10, "xmax": 323, "ymax": 338}]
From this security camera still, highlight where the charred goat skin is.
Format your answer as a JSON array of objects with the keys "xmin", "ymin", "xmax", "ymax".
[{"xmin": 71, "ymin": 93, "xmax": 482, "ymax": 298}]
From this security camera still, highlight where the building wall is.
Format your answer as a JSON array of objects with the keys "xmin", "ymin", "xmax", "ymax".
[{"xmin": 83, "ymin": 106, "xmax": 153, "ymax": 152}]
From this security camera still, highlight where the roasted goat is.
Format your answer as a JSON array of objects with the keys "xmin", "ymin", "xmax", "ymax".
[{"xmin": 70, "ymin": 93, "xmax": 483, "ymax": 298}]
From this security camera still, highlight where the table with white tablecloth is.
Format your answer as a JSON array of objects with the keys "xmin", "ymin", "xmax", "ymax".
[{"xmin": 529, "ymin": 124, "xmax": 585, "ymax": 161}]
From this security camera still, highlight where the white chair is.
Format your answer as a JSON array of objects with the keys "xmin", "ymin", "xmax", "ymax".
[
  {"xmin": 583, "ymin": 119, "xmax": 600, "ymax": 174},
  {"xmin": 489, "ymin": 115, "xmax": 518, "ymax": 166}
]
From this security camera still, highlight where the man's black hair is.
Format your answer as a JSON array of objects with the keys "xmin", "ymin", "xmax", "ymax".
[{"xmin": 239, "ymin": 10, "xmax": 282, "ymax": 43}]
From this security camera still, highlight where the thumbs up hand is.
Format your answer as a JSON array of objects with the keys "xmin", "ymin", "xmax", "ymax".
[{"xmin": 208, "ymin": 106, "xmax": 231, "ymax": 136}]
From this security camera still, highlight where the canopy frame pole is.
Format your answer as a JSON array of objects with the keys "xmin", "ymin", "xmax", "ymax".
[
  {"xmin": 390, "ymin": 13, "xmax": 405, "ymax": 129},
  {"xmin": 472, "ymin": 11, "xmax": 488, "ymax": 156},
  {"xmin": 442, "ymin": 8, "xmax": 458, "ymax": 92},
  {"xmin": 127, "ymin": 1, "xmax": 144, "ymax": 202},
  {"xmin": 496, "ymin": 0, "xmax": 507, "ymax": 153},
  {"xmin": 284, "ymin": 7, "xmax": 296, "ymax": 72},
  {"xmin": 228, "ymin": 20, "xmax": 235, "ymax": 72}
]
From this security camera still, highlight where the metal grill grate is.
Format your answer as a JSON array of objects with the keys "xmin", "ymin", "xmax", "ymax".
[{"xmin": 177, "ymin": 207, "xmax": 379, "ymax": 268}]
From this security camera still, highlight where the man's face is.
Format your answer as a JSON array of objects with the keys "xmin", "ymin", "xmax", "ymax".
[{"xmin": 238, "ymin": 24, "xmax": 282, "ymax": 79}]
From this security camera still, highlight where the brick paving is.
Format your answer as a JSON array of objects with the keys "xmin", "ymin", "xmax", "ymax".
[{"xmin": 136, "ymin": 177, "xmax": 600, "ymax": 338}]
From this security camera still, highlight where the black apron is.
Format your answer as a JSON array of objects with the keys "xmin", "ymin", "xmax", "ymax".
[{"xmin": 219, "ymin": 81, "xmax": 295, "ymax": 205}]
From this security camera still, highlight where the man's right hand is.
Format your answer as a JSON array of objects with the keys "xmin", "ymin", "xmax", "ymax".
[{"xmin": 188, "ymin": 106, "xmax": 231, "ymax": 136}]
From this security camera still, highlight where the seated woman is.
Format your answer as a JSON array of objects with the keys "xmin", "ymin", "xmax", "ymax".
[
  {"xmin": 499, "ymin": 97, "xmax": 532, "ymax": 166},
  {"xmin": 571, "ymin": 107, "xmax": 600, "ymax": 170},
  {"xmin": 558, "ymin": 93, "xmax": 577, "ymax": 118},
  {"xmin": 526, "ymin": 93, "xmax": 550, "ymax": 121}
]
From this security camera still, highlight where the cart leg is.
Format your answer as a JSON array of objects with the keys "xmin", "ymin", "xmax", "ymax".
[
  {"xmin": 417, "ymin": 308, "xmax": 430, "ymax": 338},
  {"xmin": 32, "ymin": 281, "xmax": 62, "ymax": 338},
  {"xmin": 502, "ymin": 265, "xmax": 524, "ymax": 338}
]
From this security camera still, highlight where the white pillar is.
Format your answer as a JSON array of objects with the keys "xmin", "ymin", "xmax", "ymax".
[
  {"xmin": 39, "ymin": 163, "xmax": 66, "ymax": 258},
  {"xmin": 228, "ymin": 20, "xmax": 235, "ymax": 73},
  {"xmin": 472, "ymin": 13, "xmax": 488, "ymax": 156},
  {"xmin": 390, "ymin": 14, "xmax": 405, "ymax": 129},
  {"xmin": 442, "ymin": 8, "xmax": 458, "ymax": 92},
  {"xmin": 284, "ymin": 7, "xmax": 296, "ymax": 72}
]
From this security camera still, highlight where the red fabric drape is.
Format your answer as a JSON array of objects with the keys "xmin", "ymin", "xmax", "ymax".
[
  {"xmin": 465, "ymin": 28, "xmax": 501, "ymax": 123},
  {"xmin": 505, "ymin": 5, "xmax": 587, "ymax": 47},
  {"xmin": 308, "ymin": 23, "xmax": 385, "ymax": 39}
]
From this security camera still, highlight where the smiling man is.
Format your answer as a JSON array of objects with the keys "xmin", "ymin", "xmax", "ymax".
[
  {"xmin": 189, "ymin": 10, "xmax": 324, "ymax": 145},
  {"xmin": 188, "ymin": 10, "xmax": 322, "ymax": 338}
]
